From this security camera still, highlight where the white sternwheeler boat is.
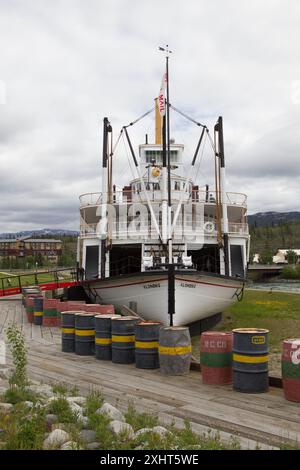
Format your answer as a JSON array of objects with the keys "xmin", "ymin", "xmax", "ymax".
[{"xmin": 77, "ymin": 50, "xmax": 249, "ymax": 333}]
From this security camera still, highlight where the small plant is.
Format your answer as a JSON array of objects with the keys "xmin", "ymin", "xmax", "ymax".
[
  {"xmin": 85, "ymin": 390, "xmax": 104, "ymax": 417},
  {"xmin": 6, "ymin": 324, "xmax": 28, "ymax": 389},
  {"xmin": 48, "ymin": 397, "xmax": 78, "ymax": 424},
  {"xmin": 125, "ymin": 402, "xmax": 159, "ymax": 431}
]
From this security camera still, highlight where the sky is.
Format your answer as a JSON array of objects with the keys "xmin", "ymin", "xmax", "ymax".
[{"xmin": 0, "ymin": 0, "xmax": 300, "ymax": 232}]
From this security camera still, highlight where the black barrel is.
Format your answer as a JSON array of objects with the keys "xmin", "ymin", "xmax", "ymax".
[
  {"xmin": 61, "ymin": 311, "xmax": 77, "ymax": 353},
  {"xmin": 95, "ymin": 314, "xmax": 121, "ymax": 360},
  {"xmin": 135, "ymin": 322, "xmax": 161, "ymax": 369},
  {"xmin": 111, "ymin": 317, "xmax": 138, "ymax": 364},
  {"xmin": 33, "ymin": 296, "xmax": 44, "ymax": 325},
  {"xmin": 233, "ymin": 328, "xmax": 269, "ymax": 393},
  {"xmin": 159, "ymin": 327, "xmax": 192, "ymax": 376},
  {"xmin": 75, "ymin": 313, "xmax": 95, "ymax": 356}
]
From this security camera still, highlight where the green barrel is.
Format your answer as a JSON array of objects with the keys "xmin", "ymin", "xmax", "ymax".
[
  {"xmin": 135, "ymin": 322, "xmax": 161, "ymax": 369},
  {"xmin": 233, "ymin": 328, "xmax": 269, "ymax": 393},
  {"xmin": 95, "ymin": 314, "xmax": 121, "ymax": 361},
  {"xmin": 111, "ymin": 317, "xmax": 138, "ymax": 364},
  {"xmin": 33, "ymin": 296, "xmax": 44, "ymax": 325},
  {"xmin": 159, "ymin": 327, "xmax": 192, "ymax": 376},
  {"xmin": 75, "ymin": 313, "xmax": 95, "ymax": 356}
]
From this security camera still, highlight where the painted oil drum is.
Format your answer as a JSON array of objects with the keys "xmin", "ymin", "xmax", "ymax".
[
  {"xmin": 111, "ymin": 317, "xmax": 139, "ymax": 364},
  {"xmin": 61, "ymin": 311, "xmax": 78, "ymax": 353},
  {"xmin": 159, "ymin": 327, "xmax": 192, "ymax": 376},
  {"xmin": 33, "ymin": 296, "xmax": 44, "ymax": 326},
  {"xmin": 75, "ymin": 313, "xmax": 95, "ymax": 356},
  {"xmin": 43, "ymin": 299, "xmax": 59, "ymax": 327},
  {"xmin": 25, "ymin": 295, "xmax": 40, "ymax": 323},
  {"xmin": 22, "ymin": 287, "xmax": 40, "ymax": 306},
  {"xmin": 95, "ymin": 314, "xmax": 121, "ymax": 360},
  {"xmin": 200, "ymin": 331, "xmax": 233, "ymax": 385},
  {"xmin": 233, "ymin": 328, "xmax": 269, "ymax": 393},
  {"xmin": 135, "ymin": 322, "xmax": 161, "ymax": 369},
  {"xmin": 282, "ymin": 339, "xmax": 300, "ymax": 402}
]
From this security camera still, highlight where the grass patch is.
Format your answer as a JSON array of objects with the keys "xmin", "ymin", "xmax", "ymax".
[
  {"xmin": 1, "ymin": 404, "xmax": 46, "ymax": 450},
  {"xmin": 48, "ymin": 397, "xmax": 79, "ymax": 424},
  {"xmin": 216, "ymin": 290, "xmax": 300, "ymax": 353},
  {"xmin": 125, "ymin": 402, "xmax": 159, "ymax": 431},
  {"xmin": 85, "ymin": 390, "xmax": 104, "ymax": 417},
  {"xmin": 51, "ymin": 382, "xmax": 79, "ymax": 396},
  {"xmin": 3, "ymin": 387, "xmax": 39, "ymax": 405}
]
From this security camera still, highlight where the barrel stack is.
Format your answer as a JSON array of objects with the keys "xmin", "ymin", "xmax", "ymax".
[{"xmin": 43, "ymin": 299, "xmax": 59, "ymax": 327}]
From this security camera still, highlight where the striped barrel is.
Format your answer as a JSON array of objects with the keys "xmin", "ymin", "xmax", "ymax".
[
  {"xmin": 61, "ymin": 311, "xmax": 77, "ymax": 353},
  {"xmin": 95, "ymin": 314, "xmax": 121, "ymax": 360},
  {"xmin": 282, "ymin": 339, "xmax": 300, "ymax": 402},
  {"xmin": 75, "ymin": 313, "xmax": 95, "ymax": 356},
  {"xmin": 159, "ymin": 327, "xmax": 192, "ymax": 376},
  {"xmin": 135, "ymin": 322, "xmax": 161, "ymax": 369},
  {"xmin": 33, "ymin": 296, "xmax": 44, "ymax": 326},
  {"xmin": 200, "ymin": 332, "xmax": 233, "ymax": 385},
  {"xmin": 233, "ymin": 328, "xmax": 269, "ymax": 393},
  {"xmin": 111, "ymin": 317, "xmax": 138, "ymax": 364},
  {"xmin": 24, "ymin": 295, "xmax": 40, "ymax": 323},
  {"xmin": 43, "ymin": 299, "xmax": 58, "ymax": 327}
]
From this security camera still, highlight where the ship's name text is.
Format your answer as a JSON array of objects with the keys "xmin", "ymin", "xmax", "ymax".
[{"xmin": 144, "ymin": 283, "xmax": 161, "ymax": 289}]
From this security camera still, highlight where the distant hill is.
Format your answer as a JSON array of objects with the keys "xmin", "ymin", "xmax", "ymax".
[
  {"xmin": 0, "ymin": 229, "xmax": 79, "ymax": 239},
  {"xmin": 248, "ymin": 211, "xmax": 300, "ymax": 227}
]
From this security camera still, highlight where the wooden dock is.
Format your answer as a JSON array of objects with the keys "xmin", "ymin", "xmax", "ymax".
[{"xmin": 1, "ymin": 298, "xmax": 300, "ymax": 450}]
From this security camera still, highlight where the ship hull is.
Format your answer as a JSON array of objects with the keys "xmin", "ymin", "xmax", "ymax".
[{"xmin": 82, "ymin": 271, "xmax": 245, "ymax": 326}]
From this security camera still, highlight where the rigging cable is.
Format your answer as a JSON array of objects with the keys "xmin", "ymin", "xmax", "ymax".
[{"xmin": 123, "ymin": 107, "xmax": 155, "ymax": 129}]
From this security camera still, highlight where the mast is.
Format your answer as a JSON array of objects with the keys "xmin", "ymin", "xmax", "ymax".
[
  {"xmin": 159, "ymin": 45, "xmax": 174, "ymax": 326},
  {"xmin": 101, "ymin": 117, "xmax": 111, "ymax": 279}
]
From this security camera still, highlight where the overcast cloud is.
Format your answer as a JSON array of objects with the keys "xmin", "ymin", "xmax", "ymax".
[{"xmin": 0, "ymin": 0, "xmax": 300, "ymax": 232}]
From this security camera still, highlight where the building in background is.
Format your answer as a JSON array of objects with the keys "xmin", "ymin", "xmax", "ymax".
[{"xmin": 0, "ymin": 237, "xmax": 62, "ymax": 263}]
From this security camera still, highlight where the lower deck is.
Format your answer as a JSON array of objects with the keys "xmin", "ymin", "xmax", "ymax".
[{"xmin": 1, "ymin": 299, "xmax": 300, "ymax": 450}]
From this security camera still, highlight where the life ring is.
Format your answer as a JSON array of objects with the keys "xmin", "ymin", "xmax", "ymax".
[
  {"xmin": 151, "ymin": 167, "xmax": 161, "ymax": 178},
  {"xmin": 204, "ymin": 221, "xmax": 215, "ymax": 233}
]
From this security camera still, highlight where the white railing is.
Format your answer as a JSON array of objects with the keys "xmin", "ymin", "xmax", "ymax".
[
  {"xmin": 80, "ymin": 220, "xmax": 248, "ymax": 240},
  {"xmin": 79, "ymin": 190, "xmax": 247, "ymax": 208}
]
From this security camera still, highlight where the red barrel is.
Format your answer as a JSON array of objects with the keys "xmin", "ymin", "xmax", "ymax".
[
  {"xmin": 200, "ymin": 331, "xmax": 233, "ymax": 385},
  {"xmin": 43, "ymin": 299, "xmax": 59, "ymax": 327},
  {"xmin": 282, "ymin": 339, "xmax": 300, "ymax": 402}
]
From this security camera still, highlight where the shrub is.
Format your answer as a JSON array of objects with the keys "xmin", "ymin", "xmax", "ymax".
[{"xmin": 6, "ymin": 324, "xmax": 28, "ymax": 389}]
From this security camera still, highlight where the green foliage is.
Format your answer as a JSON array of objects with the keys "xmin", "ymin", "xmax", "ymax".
[
  {"xmin": 2, "ymin": 404, "xmax": 46, "ymax": 450},
  {"xmin": 285, "ymin": 250, "xmax": 298, "ymax": 264},
  {"xmin": 6, "ymin": 324, "xmax": 28, "ymax": 389},
  {"xmin": 3, "ymin": 388, "xmax": 38, "ymax": 405},
  {"xmin": 281, "ymin": 265, "xmax": 300, "ymax": 279},
  {"xmin": 125, "ymin": 402, "xmax": 159, "ymax": 431},
  {"xmin": 259, "ymin": 250, "xmax": 274, "ymax": 264},
  {"xmin": 250, "ymin": 221, "xmax": 300, "ymax": 260},
  {"xmin": 48, "ymin": 397, "xmax": 79, "ymax": 424},
  {"xmin": 85, "ymin": 390, "xmax": 104, "ymax": 416},
  {"xmin": 51, "ymin": 382, "xmax": 79, "ymax": 396}
]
